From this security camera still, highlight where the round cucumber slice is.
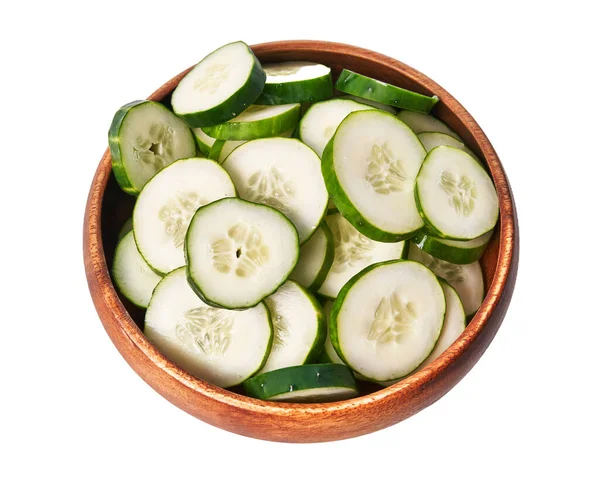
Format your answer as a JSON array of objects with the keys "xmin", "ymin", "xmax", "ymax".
[
  {"xmin": 340, "ymin": 94, "xmax": 397, "ymax": 114},
  {"xmin": 186, "ymin": 198, "xmax": 300, "ymax": 309},
  {"xmin": 256, "ymin": 62, "xmax": 333, "ymax": 105},
  {"xmin": 397, "ymin": 110, "xmax": 460, "ymax": 140},
  {"xmin": 222, "ymin": 138, "xmax": 328, "ymax": 243},
  {"xmin": 317, "ymin": 213, "xmax": 408, "ymax": 299},
  {"xmin": 172, "ymin": 41, "xmax": 266, "ymax": 128},
  {"xmin": 109, "ymin": 100, "xmax": 196, "ymax": 195},
  {"xmin": 412, "ymin": 229, "xmax": 493, "ymax": 265},
  {"xmin": 192, "ymin": 128, "xmax": 216, "ymax": 156},
  {"xmin": 144, "ymin": 267, "xmax": 272, "ymax": 388},
  {"xmin": 133, "ymin": 158, "xmax": 236, "ymax": 275},
  {"xmin": 417, "ymin": 131, "xmax": 477, "ymax": 158},
  {"xmin": 243, "ymin": 364, "xmax": 358, "ymax": 402},
  {"xmin": 409, "ymin": 243, "xmax": 484, "ymax": 317},
  {"xmin": 289, "ymin": 222, "xmax": 334, "ymax": 291},
  {"xmin": 117, "ymin": 217, "xmax": 133, "ymax": 241},
  {"xmin": 112, "ymin": 231, "xmax": 162, "ymax": 308},
  {"xmin": 335, "ymin": 69, "xmax": 439, "ymax": 113},
  {"xmin": 322, "ymin": 109, "xmax": 426, "ymax": 242},
  {"xmin": 330, "ymin": 260, "xmax": 445, "ymax": 382},
  {"xmin": 202, "ymin": 103, "xmax": 301, "ymax": 140},
  {"xmin": 415, "ymin": 146, "xmax": 499, "ymax": 240},
  {"xmin": 299, "ymin": 98, "xmax": 374, "ymax": 157},
  {"xmin": 259, "ymin": 281, "xmax": 326, "ymax": 374},
  {"xmin": 321, "ymin": 301, "xmax": 344, "ymax": 364},
  {"xmin": 209, "ymin": 128, "xmax": 294, "ymax": 164},
  {"xmin": 420, "ymin": 280, "xmax": 466, "ymax": 367}
]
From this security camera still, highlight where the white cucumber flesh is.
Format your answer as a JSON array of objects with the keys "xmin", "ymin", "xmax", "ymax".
[
  {"xmin": 186, "ymin": 198, "xmax": 299, "ymax": 309},
  {"xmin": 259, "ymin": 281, "xmax": 325, "ymax": 374},
  {"xmin": 340, "ymin": 94, "xmax": 397, "ymax": 113},
  {"xmin": 257, "ymin": 62, "xmax": 333, "ymax": 105},
  {"xmin": 397, "ymin": 110, "xmax": 460, "ymax": 140},
  {"xmin": 144, "ymin": 267, "xmax": 272, "ymax": 387},
  {"xmin": 112, "ymin": 231, "xmax": 162, "ymax": 308},
  {"xmin": 289, "ymin": 222, "xmax": 334, "ymax": 291},
  {"xmin": 331, "ymin": 260, "xmax": 445, "ymax": 382},
  {"xmin": 133, "ymin": 158, "xmax": 236, "ymax": 275},
  {"xmin": 417, "ymin": 131, "xmax": 477, "ymax": 158},
  {"xmin": 222, "ymin": 138, "xmax": 328, "ymax": 243}
]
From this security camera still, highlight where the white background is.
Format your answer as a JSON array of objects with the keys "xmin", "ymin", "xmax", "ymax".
[{"xmin": 2, "ymin": 1, "xmax": 599, "ymax": 479}]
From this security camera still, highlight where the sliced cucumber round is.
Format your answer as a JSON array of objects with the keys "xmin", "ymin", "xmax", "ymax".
[
  {"xmin": 330, "ymin": 260, "xmax": 445, "ymax": 382},
  {"xmin": 340, "ymin": 94, "xmax": 397, "ymax": 114},
  {"xmin": 318, "ymin": 213, "xmax": 408, "ymax": 299},
  {"xmin": 186, "ymin": 198, "xmax": 299, "ymax": 309},
  {"xmin": 412, "ymin": 229, "xmax": 492, "ymax": 265},
  {"xmin": 322, "ymin": 110, "xmax": 426, "ymax": 242},
  {"xmin": 321, "ymin": 301, "xmax": 344, "ymax": 364},
  {"xmin": 202, "ymin": 103, "xmax": 301, "ymax": 140},
  {"xmin": 409, "ymin": 243, "xmax": 484, "ymax": 316},
  {"xmin": 335, "ymin": 69, "xmax": 439, "ymax": 113},
  {"xmin": 243, "ymin": 364, "xmax": 358, "ymax": 402},
  {"xmin": 397, "ymin": 110, "xmax": 460, "ymax": 140},
  {"xmin": 112, "ymin": 231, "xmax": 162, "ymax": 308},
  {"xmin": 172, "ymin": 41, "xmax": 266, "ymax": 128},
  {"xmin": 192, "ymin": 128, "xmax": 216, "ymax": 156},
  {"xmin": 259, "ymin": 281, "xmax": 326, "ymax": 374},
  {"xmin": 417, "ymin": 131, "xmax": 476, "ymax": 158},
  {"xmin": 299, "ymin": 98, "xmax": 374, "ymax": 157},
  {"xmin": 256, "ymin": 62, "xmax": 333, "ymax": 105},
  {"xmin": 144, "ymin": 267, "xmax": 272, "ymax": 388},
  {"xmin": 289, "ymin": 222, "xmax": 334, "ymax": 291},
  {"xmin": 415, "ymin": 146, "xmax": 499, "ymax": 240},
  {"xmin": 109, "ymin": 100, "xmax": 196, "ymax": 195},
  {"xmin": 208, "ymin": 139, "xmax": 247, "ymax": 163},
  {"xmin": 420, "ymin": 280, "xmax": 466, "ymax": 367},
  {"xmin": 117, "ymin": 217, "xmax": 133, "ymax": 242},
  {"xmin": 222, "ymin": 138, "xmax": 328, "ymax": 243},
  {"xmin": 133, "ymin": 158, "xmax": 236, "ymax": 275}
]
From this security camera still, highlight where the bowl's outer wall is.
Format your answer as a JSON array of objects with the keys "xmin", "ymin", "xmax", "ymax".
[{"xmin": 84, "ymin": 41, "xmax": 519, "ymax": 443}]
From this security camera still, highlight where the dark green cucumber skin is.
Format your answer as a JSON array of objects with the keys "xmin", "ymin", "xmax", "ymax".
[
  {"xmin": 201, "ymin": 104, "xmax": 301, "ymax": 140},
  {"xmin": 255, "ymin": 74, "xmax": 333, "ymax": 105},
  {"xmin": 243, "ymin": 363, "xmax": 357, "ymax": 401},
  {"xmin": 109, "ymin": 100, "xmax": 195, "ymax": 195},
  {"xmin": 173, "ymin": 43, "xmax": 266, "ymax": 128},
  {"xmin": 185, "ymin": 198, "xmax": 300, "ymax": 310},
  {"xmin": 412, "ymin": 230, "xmax": 491, "ymax": 264},
  {"xmin": 193, "ymin": 134, "xmax": 212, "ymax": 157},
  {"xmin": 335, "ymin": 69, "xmax": 438, "ymax": 114},
  {"xmin": 321, "ymin": 135, "xmax": 420, "ymax": 243},
  {"xmin": 307, "ymin": 222, "xmax": 335, "ymax": 292}
]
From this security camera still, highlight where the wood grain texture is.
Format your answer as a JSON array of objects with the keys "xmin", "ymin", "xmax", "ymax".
[{"xmin": 83, "ymin": 40, "xmax": 519, "ymax": 443}]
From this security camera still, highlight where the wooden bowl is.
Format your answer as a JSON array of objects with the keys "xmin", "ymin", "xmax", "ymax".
[{"xmin": 83, "ymin": 40, "xmax": 519, "ymax": 443}]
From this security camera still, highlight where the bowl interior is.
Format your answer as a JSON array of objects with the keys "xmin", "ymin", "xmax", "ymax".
[{"xmin": 99, "ymin": 44, "xmax": 500, "ymax": 398}]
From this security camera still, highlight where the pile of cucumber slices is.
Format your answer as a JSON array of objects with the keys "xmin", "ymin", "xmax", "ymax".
[{"xmin": 109, "ymin": 41, "xmax": 499, "ymax": 403}]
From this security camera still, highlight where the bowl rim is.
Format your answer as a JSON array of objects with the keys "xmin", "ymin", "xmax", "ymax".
[{"xmin": 84, "ymin": 40, "xmax": 517, "ymax": 415}]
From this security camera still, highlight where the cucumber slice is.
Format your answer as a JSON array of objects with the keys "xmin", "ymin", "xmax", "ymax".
[
  {"xmin": 259, "ymin": 281, "xmax": 326, "ymax": 374},
  {"xmin": 209, "ymin": 128, "xmax": 294, "ymax": 164},
  {"xmin": 202, "ymin": 103, "xmax": 301, "ymax": 140},
  {"xmin": 420, "ymin": 280, "xmax": 466, "ymax": 367},
  {"xmin": 289, "ymin": 222, "xmax": 334, "ymax": 291},
  {"xmin": 144, "ymin": 267, "xmax": 272, "ymax": 388},
  {"xmin": 299, "ymin": 98, "xmax": 374, "ymax": 157},
  {"xmin": 409, "ymin": 243, "xmax": 484, "ymax": 316},
  {"xmin": 117, "ymin": 217, "xmax": 133, "ymax": 241},
  {"xmin": 243, "ymin": 364, "xmax": 358, "ymax": 402},
  {"xmin": 192, "ymin": 128, "xmax": 216, "ymax": 156},
  {"xmin": 322, "ymin": 110, "xmax": 426, "ymax": 242},
  {"xmin": 171, "ymin": 41, "xmax": 266, "ymax": 128},
  {"xmin": 186, "ymin": 198, "xmax": 299, "ymax": 309},
  {"xmin": 112, "ymin": 231, "xmax": 162, "ymax": 308},
  {"xmin": 397, "ymin": 111, "xmax": 460, "ymax": 140},
  {"xmin": 415, "ymin": 146, "xmax": 499, "ymax": 240},
  {"xmin": 317, "ymin": 213, "xmax": 408, "ymax": 299},
  {"xmin": 133, "ymin": 158, "xmax": 236, "ymax": 275},
  {"xmin": 417, "ymin": 131, "xmax": 477, "ymax": 158},
  {"xmin": 326, "ymin": 198, "xmax": 338, "ymax": 215},
  {"xmin": 321, "ymin": 301, "xmax": 344, "ymax": 364},
  {"xmin": 412, "ymin": 229, "xmax": 493, "ymax": 264},
  {"xmin": 335, "ymin": 69, "xmax": 439, "ymax": 113},
  {"xmin": 256, "ymin": 62, "xmax": 333, "ymax": 105},
  {"xmin": 109, "ymin": 100, "xmax": 196, "ymax": 195},
  {"xmin": 222, "ymin": 138, "xmax": 328, "ymax": 243},
  {"xmin": 340, "ymin": 94, "xmax": 397, "ymax": 114},
  {"xmin": 330, "ymin": 260, "xmax": 445, "ymax": 382}
]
